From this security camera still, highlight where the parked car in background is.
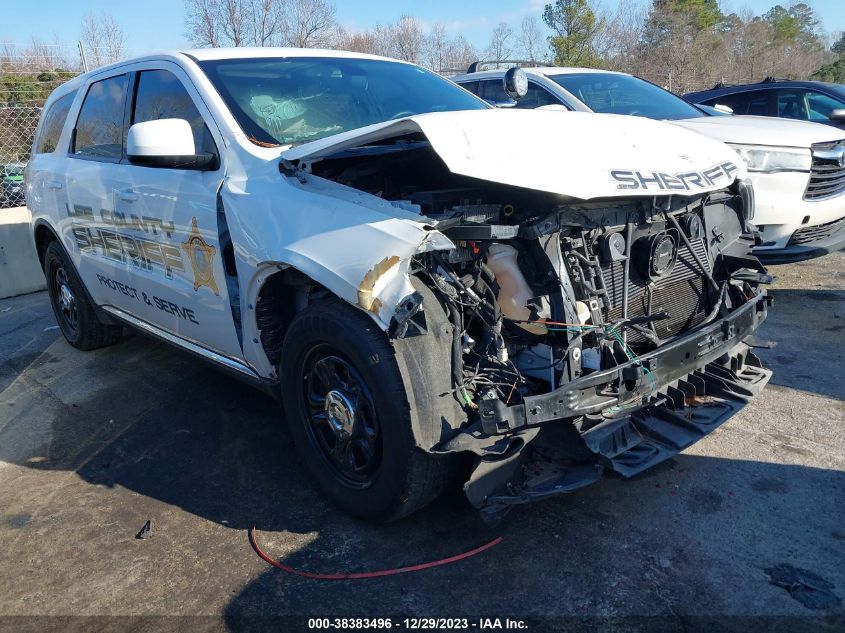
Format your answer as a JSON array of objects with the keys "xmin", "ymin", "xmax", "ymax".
[
  {"xmin": 1, "ymin": 163, "xmax": 26, "ymax": 207},
  {"xmin": 684, "ymin": 78, "xmax": 845, "ymax": 130},
  {"xmin": 453, "ymin": 65, "xmax": 845, "ymax": 264},
  {"xmin": 27, "ymin": 48, "xmax": 771, "ymax": 522}
]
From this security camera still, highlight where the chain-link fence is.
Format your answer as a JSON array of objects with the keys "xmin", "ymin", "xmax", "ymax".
[
  {"xmin": 0, "ymin": 106, "xmax": 40, "ymax": 207},
  {"xmin": 1, "ymin": 44, "xmax": 82, "ymax": 209}
]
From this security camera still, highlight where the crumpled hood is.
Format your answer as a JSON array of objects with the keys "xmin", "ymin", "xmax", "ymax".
[
  {"xmin": 282, "ymin": 109, "xmax": 746, "ymax": 200},
  {"xmin": 675, "ymin": 115, "xmax": 844, "ymax": 148}
]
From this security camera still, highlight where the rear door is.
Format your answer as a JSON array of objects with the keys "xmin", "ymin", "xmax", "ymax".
[
  {"xmin": 63, "ymin": 72, "xmax": 134, "ymax": 310},
  {"xmin": 25, "ymin": 90, "xmax": 77, "ymax": 218}
]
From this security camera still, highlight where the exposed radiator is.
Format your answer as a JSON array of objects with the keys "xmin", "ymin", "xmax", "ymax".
[{"xmin": 601, "ymin": 238, "xmax": 711, "ymax": 344}]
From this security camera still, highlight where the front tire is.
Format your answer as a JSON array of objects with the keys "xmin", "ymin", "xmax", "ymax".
[
  {"xmin": 280, "ymin": 299, "xmax": 452, "ymax": 521},
  {"xmin": 44, "ymin": 241, "xmax": 122, "ymax": 350}
]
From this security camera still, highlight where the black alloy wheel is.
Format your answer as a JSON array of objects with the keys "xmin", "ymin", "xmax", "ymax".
[
  {"xmin": 302, "ymin": 347, "xmax": 382, "ymax": 488},
  {"xmin": 53, "ymin": 264, "xmax": 79, "ymax": 333}
]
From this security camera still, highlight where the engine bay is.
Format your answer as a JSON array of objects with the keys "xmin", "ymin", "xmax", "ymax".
[{"xmin": 304, "ymin": 138, "xmax": 768, "ymax": 429}]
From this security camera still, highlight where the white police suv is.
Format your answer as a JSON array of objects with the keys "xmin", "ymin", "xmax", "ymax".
[{"xmin": 27, "ymin": 48, "xmax": 771, "ymax": 522}]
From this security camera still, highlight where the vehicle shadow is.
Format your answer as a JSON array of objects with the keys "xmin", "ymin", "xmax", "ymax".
[
  {"xmin": 755, "ymin": 287, "xmax": 844, "ymax": 400},
  {"xmin": 220, "ymin": 454, "xmax": 845, "ymax": 624}
]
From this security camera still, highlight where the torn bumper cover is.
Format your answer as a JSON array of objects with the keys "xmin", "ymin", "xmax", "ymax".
[{"xmin": 437, "ymin": 290, "xmax": 772, "ymax": 514}]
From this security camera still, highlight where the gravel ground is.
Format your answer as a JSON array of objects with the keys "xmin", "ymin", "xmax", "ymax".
[{"xmin": 0, "ymin": 252, "xmax": 842, "ymax": 633}]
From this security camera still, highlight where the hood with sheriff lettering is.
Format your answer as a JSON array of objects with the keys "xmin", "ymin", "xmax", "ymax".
[{"xmin": 281, "ymin": 109, "xmax": 745, "ymax": 201}]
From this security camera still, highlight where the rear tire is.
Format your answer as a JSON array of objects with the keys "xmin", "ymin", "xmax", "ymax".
[
  {"xmin": 280, "ymin": 298, "xmax": 452, "ymax": 521},
  {"xmin": 44, "ymin": 241, "xmax": 122, "ymax": 350}
]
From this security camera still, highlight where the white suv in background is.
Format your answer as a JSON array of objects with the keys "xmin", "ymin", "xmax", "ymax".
[{"xmin": 454, "ymin": 66, "xmax": 845, "ymax": 264}]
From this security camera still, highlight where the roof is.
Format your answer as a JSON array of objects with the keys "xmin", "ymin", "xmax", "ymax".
[
  {"xmin": 454, "ymin": 66, "xmax": 624, "ymax": 81},
  {"xmin": 49, "ymin": 47, "xmax": 410, "ymax": 99},
  {"xmin": 686, "ymin": 79, "xmax": 845, "ymax": 99},
  {"xmin": 180, "ymin": 47, "xmax": 405, "ymax": 64}
]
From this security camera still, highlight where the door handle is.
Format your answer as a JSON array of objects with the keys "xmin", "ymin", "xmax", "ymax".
[
  {"xmin": 46, "ymin": 180, "xmax": 63, "ymax": 190},
  {"xmin": 117, "ymin": 190, "xmax": 138, "ymax": 202}
]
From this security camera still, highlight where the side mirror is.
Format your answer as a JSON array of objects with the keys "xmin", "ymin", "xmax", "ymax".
[
  {"xmin": 713, "ymin": 103, "xmax": 734, "ymax": 114},
  {"xmin": 127, "ymin": 119, "xmax": 216, "ymax": 170},
  {"xmin": 503, "ymin": 67, "xmax": 528, "ymax": 100},
  {"xmin": 829, "ymin": 109, "xmax": 845, "ymax": 122}
]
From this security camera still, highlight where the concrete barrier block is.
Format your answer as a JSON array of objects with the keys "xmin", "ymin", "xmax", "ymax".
[{"xmin": 0, "ymin": 206, "xmax": 46, "ymax": 299}]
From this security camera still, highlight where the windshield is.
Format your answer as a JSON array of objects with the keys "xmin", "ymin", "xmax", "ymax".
[
  {"xmin": 198, "ymin": 57, "xmax": 489, "ymax": 146},
  {"xmin": 548, "ymin": 73, "xmax": 705, "ymax": 121}
]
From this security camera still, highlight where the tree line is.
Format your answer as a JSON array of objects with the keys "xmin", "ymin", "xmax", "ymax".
[
  {"xmin": 181, "ymin": 0, "xmax": 844, "ymax": 90},
  {"xmin": 1, "ymin": 0, "xmax": 844, "ymax": 109},
  {"xmin": 545, "ymin": 0, "xmax": 845, "ymax": 91}
]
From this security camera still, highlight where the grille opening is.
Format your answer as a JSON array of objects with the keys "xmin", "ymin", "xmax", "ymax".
[
  {"xmin": 788, "ymin": 215, "xmax": 845, "ymax": 246},
  {"xmin": 804, "ymin": 141, "xmax": 845, "ymax": 201}
]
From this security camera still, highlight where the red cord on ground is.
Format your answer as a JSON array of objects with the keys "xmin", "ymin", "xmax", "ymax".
[{"xmin": 249, "ymin": 526, "xmax": 503, "ymax": 580}]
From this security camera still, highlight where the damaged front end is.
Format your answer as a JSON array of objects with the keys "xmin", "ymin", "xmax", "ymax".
[
  {"xmin": 415, "ymin": 188, "xmax": 771, "ymax": 522},
  {"xmin": 285, "ymin": 113, "xmax": 773, "ymax": 521}
]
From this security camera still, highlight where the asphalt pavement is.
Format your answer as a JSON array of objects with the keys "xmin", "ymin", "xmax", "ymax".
[{"xmin": 0, "ymin": 252, "xmax": 843, "ymax": 633}]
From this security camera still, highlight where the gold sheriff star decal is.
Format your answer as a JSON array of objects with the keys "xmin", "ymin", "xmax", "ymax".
[{"xmin": 181, "ymin": 217, "xmax": 219, "ymax": 295}]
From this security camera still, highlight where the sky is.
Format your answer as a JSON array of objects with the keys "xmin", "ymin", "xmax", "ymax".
[{"xmin": 1, "ymin": 0, "xmax": 843, "ymax": 55}]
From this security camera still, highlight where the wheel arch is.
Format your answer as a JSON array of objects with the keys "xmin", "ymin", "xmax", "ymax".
[
  {"xmin": 249, "ymin": 262, "xmax": 467, "ymax": 451},
  {"xmin": 243, "ymin": 250, "xmax": 418, "ymax": 377},
  {"xmin": 33, "ymin": 219, "xmax": 60, "ymax": 270}
]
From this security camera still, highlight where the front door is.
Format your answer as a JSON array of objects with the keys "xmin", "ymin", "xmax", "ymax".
[{"xmin": 111, "ymin": 64, "xmax": 242, "ymax": 359}]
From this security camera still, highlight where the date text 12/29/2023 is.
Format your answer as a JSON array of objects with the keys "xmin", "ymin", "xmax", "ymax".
[{"xmin": 307, "ymin": 618, "xmax": 528, "ymax": 630}]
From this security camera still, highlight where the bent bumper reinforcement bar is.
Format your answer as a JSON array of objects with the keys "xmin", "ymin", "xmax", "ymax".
[{"xmin": 475, "ymin": 290, "xmax": 771, "ymax": 434}]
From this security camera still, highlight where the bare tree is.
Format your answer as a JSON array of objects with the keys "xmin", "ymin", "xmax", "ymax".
[
  {"xmin": 422, "ymin": 23, "xmax": 478, "ymax": 72},
  {"xmin": 596, "ymin": 0, "xmax": 646, "ymax": 74},
  {"xmin": 80, "ymin": 10, "xmax": 126, "ymax": 68},
  {"xmin": 219, "ymin": 0, "xmax": 250, "ymax": 46},
  {"xmin": 390, "ymin": 14, "xmax": 424, "ymax": 63},
  {"xmin": 424, "ymin": 22, "xmax": 450, "ymax": 71},
  {"xmin": 249, "ymin": 0, "xmax": 283, "ymax": 46},
  {"xmin": 184, "ymin": 0, "xmax": 223, "ymax": 46},
  {"xmin": 335, "ymin": 27, "xmax": 381, "ymax": 55},
  {"xmin": 281, "ymin": 0, "xmax": 337, "ymax": 48},
  {"xmin": 485, "ymin": 22, "xmax": 513, "ymax": 63},
  {"xmin": 516, "ymin": 15, "xmax": 547, "ymax": 63},
  {"xmin": 185, "ymin": 0, "xmax": 335, "ymax": 48}
]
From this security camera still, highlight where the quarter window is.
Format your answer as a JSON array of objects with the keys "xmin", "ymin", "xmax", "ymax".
[
  {"xmin": 35, "ymin": 91, "xmax": 76, "ymax": 154},
  {"xmin": 72, "ymin": 74, "xmax": 128, "ymax": 160},
  {"xmin": 132, "ymin": 70, "xmax": 215, "ymax": 155}
]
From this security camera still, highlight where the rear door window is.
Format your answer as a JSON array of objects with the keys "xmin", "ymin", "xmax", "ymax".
[
  {"xmin": 72, "ymin": 74, "xmax": 129, "ymax": 160},
  {"xmin": 708, "ymin": 90, "xmax": 770, "ymax": 116},
  {"xmin": 34, "ymin": 91, "xmax": 76, "ymax": 154},
  {"xmin": 458, "ymin": 80, "xmax": 480, "ymax": 96},
  {"xmin": 479, "ymin": 79, "xmax": 515, "ymax": 106}
]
